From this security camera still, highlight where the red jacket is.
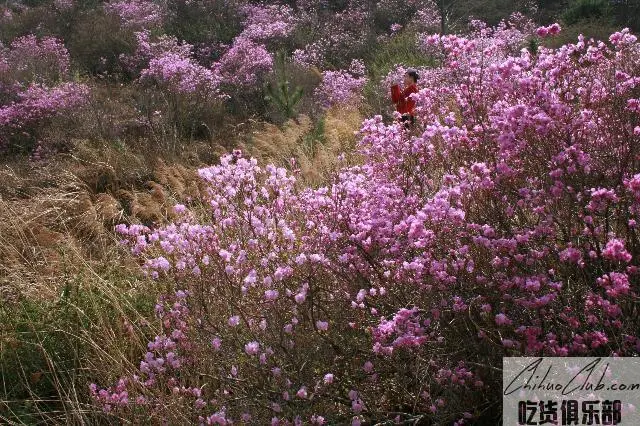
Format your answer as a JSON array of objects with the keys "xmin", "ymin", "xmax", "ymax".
[{"xmin": 391, "ymin": 83, "xmax": 418, "ymax": 115}]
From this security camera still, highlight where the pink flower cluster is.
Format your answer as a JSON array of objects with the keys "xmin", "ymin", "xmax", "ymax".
[
  {"xmin": 315, "ymin": 62, "xmax": 368, "ymax": 108},
  {"xmin": 419, "ymin": 12, "xmax": 537, "ymax": 61},
  {"xmin": 292, "ymin": 42, "xmax": 325, "ymax": 68},
  {"xmin": 141, "ymin": 52, "xmax": 222, "ymax": 97},
  {"xmin": 413, "ymin": 1, "xmax": 441, "ymax": 31},
  {"xmin": 536, "ymin": 23, "xmax": 562, "ymax": 37},
  {"xmin": 292, "ymin": 5, "xmax": 373, "ymax": 69},
  {"xmin": 122, "ymin": 31, "xmax": 223, "ymax": 102},
  {"xmin": 390, "ymin": 23, "xmax": 403, "ymax": 34},
  {"xmin": 214, "ymin": 37, "xmax": 273, "ymax": 88},
  {"xmin": 121, "ymin": 30, "xmax": 191, "ymax": 73},
  {"xmin": 105, "ymin": 0, "xmax": 164, "ymax": 29},
  {"xmin": 373, "ymin": 307, "xmax": 434, "ymax": 354},
  {"xmin": 0, "ymin": 83, "xmax": 89, "ymax": 128},
  {"xmin": 239, "ymin": 3, "xmax": 298, "ymax": 43},
  {"xmin": 91, "ymin": 291, "xmax": 207, "ymax": 413},
  {"xmin": 0, "ymin": 35, "xmax": 88, "ymax": 148},
  {"xmin": 94, "ymin": 23, "xmax": 640, "ymax": 425},
  {"xmin": 1, "ymin": 35, "xmax": 70, "ymax": 86}
]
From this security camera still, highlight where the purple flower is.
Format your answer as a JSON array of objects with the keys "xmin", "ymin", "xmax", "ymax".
[
  {"xmin": 495, "ymin": 313, "xmax": 512, "ymax": 326},
  {"xmin": 315, "ymin": 320, "xmax": 328, "ymax": 331},
  {"xmin": 228, "ymin": 316, "xmax": 240, "ymax": 327},
  {"xmin": 244, "ymin": 341, "xmax": 259, "ymax": 355},
  {"xmin": 296, "ymin": 387, "xmax": 308, "ymax": 399}
]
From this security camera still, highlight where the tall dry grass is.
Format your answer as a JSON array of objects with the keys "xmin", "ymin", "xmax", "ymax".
[
  {"xmin": 242, "ymin": 106, "xmax": 363, "ymax": 185},
  {"xmin": 0, "ymin": 140, "xmax": 194, "ymax": 424}
]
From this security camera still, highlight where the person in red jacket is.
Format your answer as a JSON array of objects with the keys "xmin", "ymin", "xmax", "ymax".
[{"xmin": 391, "ymin": 70, "xmax": 419, "ymax": 126}]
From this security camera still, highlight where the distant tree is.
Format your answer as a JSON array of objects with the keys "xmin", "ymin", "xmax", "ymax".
[
  {"xmin": 434, "ymin": 0, "xmax": 537, "ymax": 34},
  {"xmin": 611, "ymin": 0, "xmax": 640, "ymax": 31},
  {"xmin": 562, "ymin": 0, "xmax": 613, "ymax": 25},
  {"xmin": 434, "ymin": 0, "xmax": 456, "ymax": 34},
  {"xmin": 265, "ymin": 51, "xmax": 304, "ymax": 120}
]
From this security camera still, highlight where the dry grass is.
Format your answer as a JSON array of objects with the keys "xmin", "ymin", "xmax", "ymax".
[
  {"xmin": 0, "ymin": 140, "xmax": 177, "ymax": 423},
  {"xmin": 242, "ymin": 106, "xmax": 363, "ymax": 185}
]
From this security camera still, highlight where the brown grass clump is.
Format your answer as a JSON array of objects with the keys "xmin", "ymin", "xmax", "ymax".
[
  {"xmin": 0, "ymin": 142, "xmax": 166, "ymax": 301},
  {"xmin": 0, "ymin": 196, "xmax": 86, "ymax": 301},
  {"xmin": 0, "ymin": 140, "xmax": 180, "ymax": 423},
  {"xmin": 301, "ymin": 106, "xmax": 364, "ymax": 183},
  {"xmin": 94, "ymin": 192, "xmax": 123, "ymax": 225},
  {"xmin": 242, "ymin": 114, "xmax": 314, "ymax": 163},
  {"xmin": 153, "ymin": 160, "xmax": 203, "ymax": 201},
  {"xmin": 127, "ymin": 183, "xmax": 166, "ymax": 225},
  {"xmin": 242, "ymin": 106, "xmax": 363, "ymax": 185}
]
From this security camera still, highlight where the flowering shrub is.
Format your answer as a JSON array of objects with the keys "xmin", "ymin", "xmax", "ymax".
[
  {"xmin": 119, "ymin": 30, "xmax": 225, "ymax": 144},
  {"xmin": 292, "ymin": 5, "xmax": 374, "ymax": 69},
  {"xmin": 0, "ymin": 35, "xmax": 88, "ymax": 151},
  {"xmin": 140, "ymin": 52, "xmax": 221, "ymax": 97},
  {"xmin": 315, "ymin": 60, "xmax": 368, "ymax": 108},
  {"xmin": 0, "ymin": 82, "xmax": 89, "ymax": 151},
  {"xmin": 121, "ymin": 30, "xmax": 193, "ymax": 75},
  {"xmin": 128, "ymin": 28, "xmax": 273, "ymax": 93},
  {"xmin": 93, "ymin": 24, "xmax": 640, "ymax": 424},
  {"xmin": 412, "ymin": 1, "xmax": 441, "ymax": 32},
  {"xmin": 418, "ymin": 12, "xmax": 537, "ymax": 60},
  {"xmin": 214, "ymin": 36, "xmax": 273, "ymax": 88},
  {"xmin": 1, "ymin": 35, "xmax": 70, "ymax": 88},
  {"xmin": 105, "ymin": 0, "xmax": 165, "ymax": 29},
  {"xmin": 239, "ymin": 3, "xmax": 298, "ymax": 43},
  {"xmin": 292, "ymin": 42, "xmax": 325, "ymax": 69},
  {"xmin": 0, "ymin": 83, "xmax": 89, "ymax": 129}
]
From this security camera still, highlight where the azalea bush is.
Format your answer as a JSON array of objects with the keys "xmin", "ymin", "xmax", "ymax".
[
  {"xmin": 239, "ymin": 3, "xmax": 298, "ymax": 47},
  {"xmin": 1, "ymin": 34, "xmax": 71, "ymax": 86},
  {"xmin": 214, "ymin": 36, "xmax": 273, "ymax": 89},
  {"xmin": 298, "ymin": 8, "xmax": 375, "ymax": 70},
  {"xmin": 315, "ymin": 60, "xmax": 368, "ymax": 109},
  {"xmin": 105, "ymin": 0, "xmax": 165, "ymax": 30},
  {"xmin": 128, "ymin": 29, "xmax": 275, "ymax": 139},
  {"xmin": 0, "ymin": 34, "xmax": 88, "ymax": 152},
  {"xmin": 91, "ymin": 22, "xmax": 640, "ymax": 424}
]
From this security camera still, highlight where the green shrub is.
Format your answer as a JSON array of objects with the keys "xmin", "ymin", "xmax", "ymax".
[{"xmin": 66, "ymin": 10, "xmax": 136, "ymax": 76}]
